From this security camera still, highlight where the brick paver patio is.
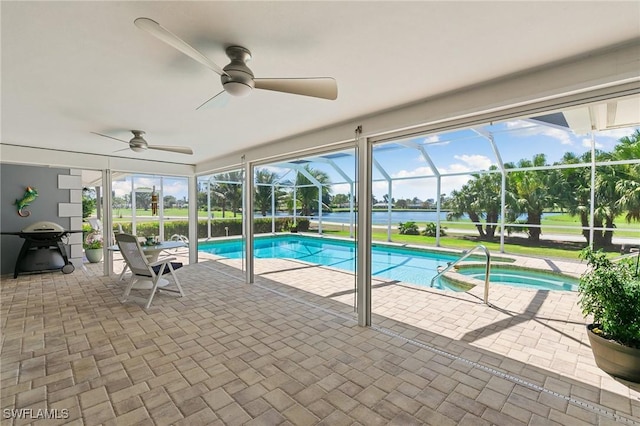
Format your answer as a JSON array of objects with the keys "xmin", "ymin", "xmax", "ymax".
[{"xmin": 1, "ymin": 253, "xmax": 639, "ymax": 425}]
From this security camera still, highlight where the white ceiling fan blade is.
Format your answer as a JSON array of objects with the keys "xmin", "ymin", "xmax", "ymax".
[
  {"xmin": 254, "ymin": 78, "xmax": 338, "ymax": 100},
  {"xmin": 91, "ymin": 132, "xmax": 129, "ymax": 144},
  {"xmin": 196, "ymin": 90, "xmax": 229, "ymax": 110},
  {"xmin": 134, "ymin": 18, "xmax": 227, "ymax": 76},
  {"xmin": 148, "ymin": 145, "xmax": 193, "ymax": 155}
]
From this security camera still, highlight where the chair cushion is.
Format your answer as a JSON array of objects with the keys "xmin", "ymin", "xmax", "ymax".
[
  {"xmin": 139, "ymin": 262, "xmax": 183, "ymax": 277},
  {"xmin": 152, "ymin": 262, "xmax": 183, "ymax": 275}
]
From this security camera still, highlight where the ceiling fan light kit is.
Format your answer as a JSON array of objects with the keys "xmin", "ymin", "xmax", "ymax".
[
  {"xmin": 221, "ymin": 46, "xmax": 255, "ymax": 97},
  {"xmin": 129, "ymin": 130, "xmax": 148, "ymax": 152}
]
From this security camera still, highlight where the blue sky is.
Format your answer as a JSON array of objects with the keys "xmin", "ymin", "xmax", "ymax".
[
  {"xmin": 112, "ymin": 121, "xmax": 636, "ymax": 201},
  {"xmin": 325, "ymin": 121, "xmax": 634, "ymax": 200}
]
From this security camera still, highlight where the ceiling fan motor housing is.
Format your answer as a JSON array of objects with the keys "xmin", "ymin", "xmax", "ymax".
[
  {"xmin": 129, "ymin": 130, "xmax": 148, "ymax": 152},
  {"xmin": 221, "ymin": 46, "xmax": 255, "ymax": 97}
]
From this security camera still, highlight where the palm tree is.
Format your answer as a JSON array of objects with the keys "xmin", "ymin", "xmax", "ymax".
[
  {"xmin": 212, "ymin": 171, "xmax": 243, "ymax": 218},
  {"xmin": 509, "ymin": 154, "xmax": 560, "ymax": 242},
  {"xmin": 557, "ymin": 130, "xmax": 640, "ymax": 247},
  {"xmin": 294, "ymin": 165, "xmax": 332, "ymax": 216},
  {"xmin": 447, "ymin": 168, "xmax": 503, "ymax": 240},
  {"xmin": 614, "ymin": 130, "xmax": 640, "ymax": 223},
  {"xmin": 556, "ymin": 151, "xmax": 591, "ymax": 241},
  {"xmin": 254, "ymin": 169, "xmax": 280, "ymax": 216}
]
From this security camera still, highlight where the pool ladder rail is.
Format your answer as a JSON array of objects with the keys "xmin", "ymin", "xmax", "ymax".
[{"xmin": 430, "ymin": 244, "xmax": 491, "ymax": 304}]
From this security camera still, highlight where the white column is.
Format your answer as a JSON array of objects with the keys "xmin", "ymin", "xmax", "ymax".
[
  {"xmin": 186, "ymin": 176, "xmax": 197, "ymax": 264},
  {"xmin": 244, "ymin": 162, "xmax": 254, "ymax": 283},
  {"xmin": 271, "ymin": 184, "xmax": 276, "ymax": 234},
  {"xmin": 349, "ymin": 182, "xmax": 354, "ymax": 239},
  {"xmin": 159, "ymin": 178, "xmax": 165, "ymax": 242},
  {"xmin": 131, "ymin": 178, "xmax": 136, "ymax": 235},
  {"xmin": 318, "ymin": 184, "xmax": 323, "ymax": 235},
  {"xmin": 293, "ymin": 172, "xmax": 298, "ymax": 225},
  {"xmin": 356, "ymin": 134, "xmax": 372, "ymax": 327},
  {"xmin": 207, "ymin": 181, "xmax": 212, "ymax": 239},
  {"xmin": 102, "ymin": 169, "xmax": 113, "ymax": 276},
  {"xmin": 435, "ymin": 177, "xmax": 442, "ymax": 247},
  {"xmin": 387, "ymin": 180, "xmax": 392, "ymax": 242}
]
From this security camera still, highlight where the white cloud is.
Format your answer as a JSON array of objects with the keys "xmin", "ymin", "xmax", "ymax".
[
  {"xmin": 506, "ymin": 119, "xmax": 574, "ymax": 145},
  {"xmin": 392, "ymin": 166, "xmax": 434, "ymax": 179},
  {"xmin": 581, "ymin": 138, "xmax": 604, "ymax": 149},
  {"xmin": 452, "ymin": 154, "xmax": 492, "ymax": 170},
  {"xmin": 111, "ymin": 177, "xmax": 189, "ymax": 199},
  {"xmin": 422, "ymin": 135, "xmax": 441, "ymax": 143}
]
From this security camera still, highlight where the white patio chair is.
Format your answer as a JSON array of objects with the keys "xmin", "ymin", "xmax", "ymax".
[{"xmin": 115, "ymin": 233, "xmax": 185, "ymax": 309}]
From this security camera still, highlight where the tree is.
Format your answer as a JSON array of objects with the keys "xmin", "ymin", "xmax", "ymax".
[
  {"xmin": 509, "ymin": 154, "xmax": 561, "ymax": 242},
  {"xmin": 255, "ymin": 169, "xmax": 280, "ymax": 216},
  {"xmin": 211, "ymin": 172, "xmax": 243, "ymax": 217},
  {"xmin": 557, "ymin": 130, "xmax": 640, "ymax": 247},
  {"xmin": 614, "ymin": 129, "xmax": 640, "ymax": 223},
  {"xmin": 331, "ymin": 193, "xmax": 350, "ymax": 207},
  {"xmin": 556, "ymin": 151, "xmax": 591, "ymax": 241},
  {"xmin": 395, "ymin": 199, "xmax": 408, "ymax": 209},
  {"xmin": 447, "ymin": 168, "xmax": 504, "ymax": 240},
  {"xmin": 294, "ymin": 165, "xmax": 332, "ymax": 216},
  {"xmin": 163, "ymin": 195, "xmax": 177, "ymax": 209},
  {"xmin": 135, "ymin": 190, "xmax": 152, "ymax": 210},
  {"xmin": 82, "ymin": 187, "xmax": 96, "ymax": 218}
]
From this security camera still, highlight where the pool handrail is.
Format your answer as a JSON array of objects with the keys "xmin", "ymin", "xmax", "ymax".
[{"xmin": 430, "ymin": 244, "xmax": 491, "ymax": 304}]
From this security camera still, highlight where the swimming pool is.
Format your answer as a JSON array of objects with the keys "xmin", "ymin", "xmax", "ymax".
[
  {"xmin": 454, "ymin": 265, "xmax": 579, "ymax": 291},
  {"xmin": 198, "ymin": 235, "xmax": 576, "ymax": 291},
  {"xmin": 199, "ymin": 235, "xmax": 461, "ymax": 290}
]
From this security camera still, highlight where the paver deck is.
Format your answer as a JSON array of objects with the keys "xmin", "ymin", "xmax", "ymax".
[{"xmin": 1, "ymin": 252, "xmax": 639, "ymax": 425}]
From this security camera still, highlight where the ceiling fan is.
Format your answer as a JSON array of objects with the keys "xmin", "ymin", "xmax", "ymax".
[
  {"xmin": 133, "ymin": 18, "xmax": 338, "ymax": 108},
  {"xmin": 92, "ymin": 130, "xmax": 193, "ymax": 155}
]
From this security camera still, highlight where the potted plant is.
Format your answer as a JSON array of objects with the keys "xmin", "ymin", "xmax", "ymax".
[
  {"xmin": 578, "ymin": 247, "xmax": 640, "ymax": 382},
  {"xmin": 84, "ymin": 231, "xmax": 104, "ymax": 263}
]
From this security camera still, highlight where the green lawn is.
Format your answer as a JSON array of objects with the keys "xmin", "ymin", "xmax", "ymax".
[
  {"xmin": 111, "ymin": 209, "xmax": 240, "ymax": 220},
  {"xmin": 320, "ymin": 228, "xmax": 624, "ymax": 261}
]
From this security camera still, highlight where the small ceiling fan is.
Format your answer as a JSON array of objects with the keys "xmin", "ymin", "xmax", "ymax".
[
  {"xmin": 92, "ymin": 130, "xmax": 193, "ymax": 155},
  {"xmin": 134, "ymin": 18, "xmax": 338, "ymax": 108}
]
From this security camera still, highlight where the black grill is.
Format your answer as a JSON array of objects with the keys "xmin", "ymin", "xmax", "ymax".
[{"xmin": 1, "ymin": 221, "xmax": 82, "ymax": 278}]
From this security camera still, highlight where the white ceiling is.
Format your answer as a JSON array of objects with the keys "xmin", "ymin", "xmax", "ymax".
[{"xmin": 2, "ymin": 1, "xmax": 640, "ymax": 168}]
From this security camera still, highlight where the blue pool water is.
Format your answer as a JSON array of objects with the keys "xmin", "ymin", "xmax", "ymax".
[
  {"xmin": 198, "ymin": 235, "xmax": 576, "ymax": 291},
  {"xmin": 456, "ymin": 267, "xmax": 579, "ymax": 292}
]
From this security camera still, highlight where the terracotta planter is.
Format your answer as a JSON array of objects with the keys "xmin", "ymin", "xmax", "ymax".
[
  {"xmin": 586, "ymin": 324, "xmax": 640, "ymax": 383},
  {"xmin": 85, "ymin": 248, "xmax": 103, "ymax": 263}
]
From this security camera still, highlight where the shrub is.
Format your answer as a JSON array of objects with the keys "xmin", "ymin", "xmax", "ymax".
[
  {"xmin": 421, "ymin": 222, "xmax": 447, "ymax": 237},
  {"xmin": 578, "ymin": 248, "xmax": 640, "ymax": 348},
  {"xmin": 398, "ymin": 221, "xmax": 420, "ymax": 235},
  {"xmin": 113, "ymin": 217, "xmax": 312, "ymax": 239}
]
